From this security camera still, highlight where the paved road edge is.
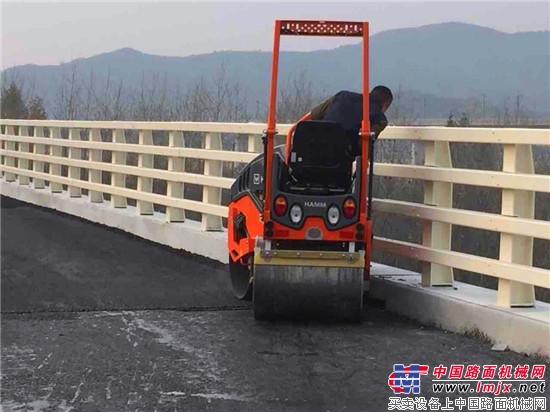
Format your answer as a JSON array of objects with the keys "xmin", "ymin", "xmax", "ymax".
[{"xmin": 0, "ymin": 182, "xmax": 227, "ymax": 262}]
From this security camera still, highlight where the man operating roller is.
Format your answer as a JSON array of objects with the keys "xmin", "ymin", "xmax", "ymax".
[
  {"xmin": 285, "ymin": 86, "xmax": 393, "ymax": 165},
  {"xmin": 308, "ymin": 86, "xmax": 393, "ymax": 156}
]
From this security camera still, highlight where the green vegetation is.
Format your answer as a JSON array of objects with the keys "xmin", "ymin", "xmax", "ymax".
[{"xmin": 1, "ymin": 81, "xmax": 47, "ymax": 119}]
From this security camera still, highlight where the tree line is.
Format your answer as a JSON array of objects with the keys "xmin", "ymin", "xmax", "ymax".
[
  {"xmin": 1, "ymin": 82, "xmax": 46, "ymax": 120},
  {"xmin": 2, "ymin": 63, "xmax": 541, "ymax": 127},
  {"xmin": 1, "ymin": 63, "xmax": 321, "ymax": 124}
]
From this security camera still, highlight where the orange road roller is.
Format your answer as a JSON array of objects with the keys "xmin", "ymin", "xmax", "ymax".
[{"xmin": 227, "ymin": 20, "xmax": 376, "ymax": 321}]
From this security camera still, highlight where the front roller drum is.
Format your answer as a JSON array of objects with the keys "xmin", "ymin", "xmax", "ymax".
[{"xmin": 253, "ymin": 265, "xmax": 364, "ymax": 322}]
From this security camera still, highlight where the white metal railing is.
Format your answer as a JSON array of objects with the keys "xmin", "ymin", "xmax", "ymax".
[{"xmin": 1, "ymin": 120, "xmax": 549, "ymax": 308}]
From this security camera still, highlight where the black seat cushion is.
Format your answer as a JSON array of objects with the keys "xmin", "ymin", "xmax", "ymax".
[{"xmin": 288, "ymin": 120, "xmax": 354, "ymax": 189}]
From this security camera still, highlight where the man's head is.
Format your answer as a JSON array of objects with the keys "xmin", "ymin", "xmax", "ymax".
[{"xmin": 371, "ymin": 85, "xmax": 393, "ymax": 112}]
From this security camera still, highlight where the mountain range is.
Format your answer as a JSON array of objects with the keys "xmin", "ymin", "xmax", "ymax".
[{"xmin": 3, "ymin": 22, "xmax": 549, "ymax": 120}]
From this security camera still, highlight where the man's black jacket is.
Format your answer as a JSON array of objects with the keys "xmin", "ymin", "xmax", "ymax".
[{"xmin": 309, "ymin": 90, "xmax": 388, "ymax": 155}]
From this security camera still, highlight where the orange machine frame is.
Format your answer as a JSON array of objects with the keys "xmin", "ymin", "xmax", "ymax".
[
  {"xmin": 264, "ymin": 20, "xmax": 371, "ymax": 234},
  {"xmin": 228, "ymin": 20, "xmax": 373, "ymax": 268}
]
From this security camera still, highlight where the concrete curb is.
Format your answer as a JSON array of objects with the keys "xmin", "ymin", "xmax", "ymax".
[
  {"xmin": 3, "ymin": 181, "xmax": 549, "ymax": 357},
  {"xmin": 370, "ymin": 276, "xmax": 550, "ymax": 357}
]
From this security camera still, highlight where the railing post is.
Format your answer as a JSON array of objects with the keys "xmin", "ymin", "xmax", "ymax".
[
  {"xmin": 137, "ymin": 130, "xmax": 154, "ymax": 215},
  {"xmin": 166, "ymin": 131, "xmax": 185, "ymax": 222},
  {"xmin": 68, "ymin": 128, "xmax": 82, "ymax": 197},
  {"xmin": 0, "ymin": 125, "xmax": 3, "ymax": 178},
  {"xmin": 497, "ymin": 144, "xmax": 535, "ymax": 307},
  {"xmin": 201, "ymin": 132, "xmax": 223, "ymax": 231},
  {"xmin": 49, "ymin": 127, "xmax": 63, "ymax": 193},
  {"xmin": 33, "ymin": 126, "xmax": 46, "ymax": 189},
  {"xmin": 421, "ymin": 141, "xmax": 454, "ymax": 286},
  {"xmin": 248, "ymin": 133, "xmax": 263, "ymax": 153},
  {"xmin": 5, "ymin": 125, "xmax": 17, "ymax": 182},
  {"xmin": 88, "ymin": 129, "xmax": 103, "ymax": 202},
  {"xmin": 18, "ymin": 126, "xmax": 30, "ymax": 185},
  {"xmin": 111, "ymin": 129, "xmax": 127, "ymax": 208}
]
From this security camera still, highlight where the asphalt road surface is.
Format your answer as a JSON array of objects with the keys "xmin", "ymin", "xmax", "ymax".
[{"xmin": 1, "ymin": 197, "xmax": 547, "ymax": 411}]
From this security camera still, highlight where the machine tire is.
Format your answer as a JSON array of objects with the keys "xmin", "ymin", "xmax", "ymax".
[{"xmin": 229, "ymin": 254, "xmax": 253, "ymax": 301}]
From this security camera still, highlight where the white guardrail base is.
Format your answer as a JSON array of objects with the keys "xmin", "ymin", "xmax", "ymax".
[{"xmin": 2, "ymin": 180, "xmax": 549, "ymax": 358}]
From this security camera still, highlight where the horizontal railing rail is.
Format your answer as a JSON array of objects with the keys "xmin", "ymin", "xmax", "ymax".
[
  {"xmin": 373, "ymin": 199, "xmax": 550, "ymax": 240},
  {"xmin": 1, "ymin": 120, "xmax": 549, "ymax": 308},
  {"xmin": 2, "ymin": 119, "xmax": 549, "ymax": 145},
  {"xmin": 0, "ymin": 134, "xmax": 259, "ymax": 163},
  {"xmin": 0, "ymin": 149, "xmax": 236, "ymax": 189}
]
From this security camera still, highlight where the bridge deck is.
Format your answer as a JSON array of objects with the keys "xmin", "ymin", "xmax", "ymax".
[{"xmin": 1, "ymin": 198, "xmax": 547, "ymax": 411}]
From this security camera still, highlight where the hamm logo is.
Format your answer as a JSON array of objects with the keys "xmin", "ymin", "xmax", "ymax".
[{"xmin": 304, "ymin": 201, "xmax": 327, "ymax": 208}]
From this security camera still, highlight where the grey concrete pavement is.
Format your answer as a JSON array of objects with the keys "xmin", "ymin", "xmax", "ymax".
[{"xmin": 1, "ymin": 197, "xmax": 548, "ymax": 411}]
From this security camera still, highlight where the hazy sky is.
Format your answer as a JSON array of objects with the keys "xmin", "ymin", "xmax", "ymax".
[{"xmin": 1, "ymin": 1, "xmax": 549, "ymax": 68}]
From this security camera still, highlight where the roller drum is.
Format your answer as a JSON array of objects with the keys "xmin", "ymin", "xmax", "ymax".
[{"xmin": 253, "ymin": 264, "xmax": 363, "ymax": 322}]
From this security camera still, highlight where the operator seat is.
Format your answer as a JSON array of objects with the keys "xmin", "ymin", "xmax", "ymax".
[{"xmin": 287, "ymin": 120, "xmax": 354, "ymax": 191}]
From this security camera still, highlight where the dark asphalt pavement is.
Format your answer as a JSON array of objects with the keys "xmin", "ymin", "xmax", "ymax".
[{"xmin": 1, "ymin": 197, "xmax": 547, "ymax": 411}]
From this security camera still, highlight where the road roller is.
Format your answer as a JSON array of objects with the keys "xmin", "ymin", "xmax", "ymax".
[{"xmin": 227, "ymin": 20, "xmax": 375, "ymax": 321}]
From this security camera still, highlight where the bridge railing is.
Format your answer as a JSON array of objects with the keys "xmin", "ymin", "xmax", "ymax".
[{"xmin": 1, "ymin": 119, "xmax": 549, "ymax": 308}]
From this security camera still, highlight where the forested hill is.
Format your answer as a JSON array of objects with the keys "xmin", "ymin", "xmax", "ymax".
[{"xmin": 3, "ymin": 22, "xmax": 549, "ymax": 120}]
